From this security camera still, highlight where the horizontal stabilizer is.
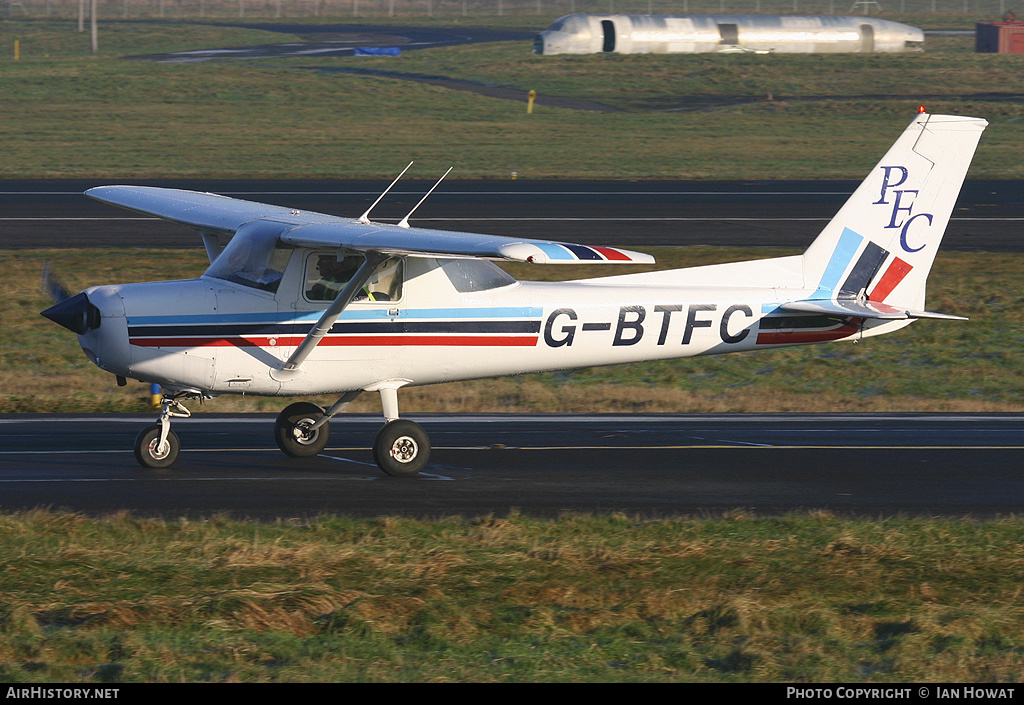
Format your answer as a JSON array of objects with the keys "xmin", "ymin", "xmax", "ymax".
[{"xmin": 779, "ymin": 299, "xmax": 967, "ymax": 321}]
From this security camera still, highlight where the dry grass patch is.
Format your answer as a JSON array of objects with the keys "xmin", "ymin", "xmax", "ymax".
[{"xmin": 1, "ymin": 510, "xmax": 1023, "ymax": 681}]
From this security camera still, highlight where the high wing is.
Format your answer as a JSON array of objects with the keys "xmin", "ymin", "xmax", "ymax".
[{"xmin": 86, "ymin": 185, "xmax": 654, "ymax": 265}]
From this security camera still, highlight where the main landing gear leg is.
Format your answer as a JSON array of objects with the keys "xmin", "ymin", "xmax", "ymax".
[
  {"xmin": 134, "ymin": 393, "xmax": 194, "ymax": 468},
  {"xmin": 373, "ymin": 387, "xmax": 430, "ymax": 477}
]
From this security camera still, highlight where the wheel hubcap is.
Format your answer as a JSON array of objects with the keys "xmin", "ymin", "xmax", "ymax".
[
  {"xmin": 147, "ymin": 438, "xmax": 170, "ymax": 460},
  {"xmin": 390, "ymin": 436, "xmax": 418, "ymax": 463},
  {"xmin": 292, "ymin": 418, "xmax": 318, "ymax": 445}
]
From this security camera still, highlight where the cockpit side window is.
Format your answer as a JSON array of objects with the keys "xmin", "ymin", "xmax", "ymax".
[
  {"xmin": 205, "ymin": 224, "xmax": 293, "ymax": 293},
  {"xmin": 305, "ymin": 253, "xmax": 404, "ymax": 303}
]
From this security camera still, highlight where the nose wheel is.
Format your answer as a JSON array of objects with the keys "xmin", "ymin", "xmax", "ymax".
[
  {"xmin": 134, "ymin": 392, "xmax": 194, "ymax": 469},
  {"xmin": 134, "ymin": 424, "xmax": 180, "ymax": 468}
]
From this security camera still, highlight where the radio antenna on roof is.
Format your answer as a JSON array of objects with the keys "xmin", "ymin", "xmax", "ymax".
[
  {"xmin": 398, "ymin": 167, "xmax": 453, "ymax": 229},
  {"xmin": 358, "ymin": 161, "xmax": 414, "ymax": 225}
]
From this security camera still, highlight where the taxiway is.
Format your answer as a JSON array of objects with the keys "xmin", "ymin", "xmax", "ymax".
[{"xmin": 1, "ymin": 414, "xmax": 1021, "ymax": 519}]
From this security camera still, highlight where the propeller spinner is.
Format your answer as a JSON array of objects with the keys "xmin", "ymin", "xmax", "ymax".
[{"xmin": 40, "ymin": 263, "xmax": 101, "ymax": 334}]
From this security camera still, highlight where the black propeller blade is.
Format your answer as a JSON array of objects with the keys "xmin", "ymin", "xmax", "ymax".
[{"xmin": 41, "ymin": 261, "xmax": 72, "ymax": 303}]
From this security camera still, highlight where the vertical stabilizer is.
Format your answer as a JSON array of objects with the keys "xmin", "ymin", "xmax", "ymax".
[{"xmin": 801, "ymin": 114, "xmax": 987, "ymax": 310}]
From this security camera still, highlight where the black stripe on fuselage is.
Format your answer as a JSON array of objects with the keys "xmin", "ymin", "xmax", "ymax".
[{"xmin": 127, "ymin": 320, "xmax": 543, "ymax": 338}]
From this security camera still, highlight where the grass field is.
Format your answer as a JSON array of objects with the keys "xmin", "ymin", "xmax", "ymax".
[
  {"xmin": 7, "ymin": 247, "xmax": 1024, "ymax": 414},
  {"xmin": 0, "ymin": 510, "xmax": 1022, "ymax": 682},
  {"xmin": 1, "ymin": 17, "xmax": 1023, "ymax": 179}
]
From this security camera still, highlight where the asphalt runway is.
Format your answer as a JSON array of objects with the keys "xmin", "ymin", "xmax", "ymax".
[
  {"xmin": 1, "ymin": 414, "xmax": 1021, "ymax": 520},
  {"xmin": 2, "ymin": 179, "xmax": 1023, "ymax": 250}
]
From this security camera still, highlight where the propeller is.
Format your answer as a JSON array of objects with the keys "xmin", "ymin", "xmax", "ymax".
[{"xmin": 40, "ymin": 262, "xmax": 101, "ymax": 334}]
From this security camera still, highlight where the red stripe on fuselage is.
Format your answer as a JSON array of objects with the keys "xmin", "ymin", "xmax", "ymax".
[
  {"xmin": 756, "ymin": 322, "xmax": 861, "ymax": 346},
  {"xmin": 130, "ymin": 335, "xmax": 539, "ymax": 348}
]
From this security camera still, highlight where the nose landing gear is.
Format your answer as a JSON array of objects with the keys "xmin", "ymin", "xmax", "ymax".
[{"xmin": 133, "ymin": 392, "xmax": 195, "ymax": 469}]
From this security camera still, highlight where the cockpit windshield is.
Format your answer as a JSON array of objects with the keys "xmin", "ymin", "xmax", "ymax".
[{"xmin": 205, "ymin": 222, "xmax": 293, "ymax": 293}]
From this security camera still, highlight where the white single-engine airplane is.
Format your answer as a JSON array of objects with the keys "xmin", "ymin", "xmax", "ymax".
[{"xmin": 42, "ymin": 112, "xmax": 986, "ymax": 475}]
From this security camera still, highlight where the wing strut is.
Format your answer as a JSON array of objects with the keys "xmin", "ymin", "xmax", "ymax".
[{"xmin": 271, "ymin": 251, "xmax": 389, "ymax": 381}]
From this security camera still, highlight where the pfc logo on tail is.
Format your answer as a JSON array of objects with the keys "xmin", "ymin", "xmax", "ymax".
[{"xmin": 873, "ymin": 165, "xmax": 934, "ymax": 253}]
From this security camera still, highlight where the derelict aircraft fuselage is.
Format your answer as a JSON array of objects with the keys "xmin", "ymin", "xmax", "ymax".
[{"xmin": 43, "ymin": 113, "xmax": 987, "ymax": 476}]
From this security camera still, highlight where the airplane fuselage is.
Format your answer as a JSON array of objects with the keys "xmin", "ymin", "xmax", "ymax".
[{"xmin": 77, "ymin": 252, "xmax": 904, "ymax": 398}]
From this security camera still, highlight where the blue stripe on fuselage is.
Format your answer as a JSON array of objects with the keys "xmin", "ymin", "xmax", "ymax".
[{"xmin": 127, "ymin": 306, "xmax": 544, "ymax": 326}]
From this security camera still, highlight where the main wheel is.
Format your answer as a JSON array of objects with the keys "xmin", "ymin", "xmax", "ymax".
[
  {"xmin": 275, "ymin": 402, "xmax": 330, "ymax": 457},
  {"xmin": 134, "ymin": 424, "xmax": 180, "ymax": 469},
  {"xmin": 373, "ymin": 419, "xmax": 430, "ymax": 477}
]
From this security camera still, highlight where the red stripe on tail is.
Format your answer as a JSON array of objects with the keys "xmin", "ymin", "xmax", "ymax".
[{"xmin": 868, "ymin": 257, "xmax": 913, "ymax": 302}]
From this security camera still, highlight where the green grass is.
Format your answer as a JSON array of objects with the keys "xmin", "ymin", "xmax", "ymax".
[
  {"xmin": 1, "ymin": 18, "xmax": 1023, "ymax": 179},
  {"xmin": 0, "ymin": 19, "xmax": 285, "ymax": 58},
  {"xmin": 0, "ymin": 510, "xmax": 1022, "ymax": 682},
  {"xmin": 6, "ymin": 247, "xmax": 1024, "ymax": 414}
]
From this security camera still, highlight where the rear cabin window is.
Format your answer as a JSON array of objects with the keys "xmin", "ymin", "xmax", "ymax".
[
  {"xmin": 305, "ymin": 253, "xmax": 403, "ymax": 302},
  {"xmin": 439, "ymin": 259, "xmax": 516, "ymax": 293}
]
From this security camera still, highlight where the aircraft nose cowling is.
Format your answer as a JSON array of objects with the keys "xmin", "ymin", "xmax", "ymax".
[{"xmin": 41, "ymin": 291, "xmax": 101, "ymax": 334}]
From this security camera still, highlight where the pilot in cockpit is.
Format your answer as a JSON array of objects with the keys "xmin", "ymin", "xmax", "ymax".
[
  {"xmin": 306, "ymin": 254, "xmax": 401, "ymax": 302},
  {"xmin": 306, "ymin": 255, "xmax": 363, "ymax": 301}
]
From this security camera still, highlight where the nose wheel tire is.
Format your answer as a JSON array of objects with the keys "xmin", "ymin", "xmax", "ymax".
[
  {"xmin": 373, "ymin": 419, "xmax": 430, "ymax": 477},
  {"xmin": 275, "ymin": 402, "xmax": 330, "ymax": 457},
  {"xmin": 134, "ymin": 424, "xmax": 180, "ymax": 469}
]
